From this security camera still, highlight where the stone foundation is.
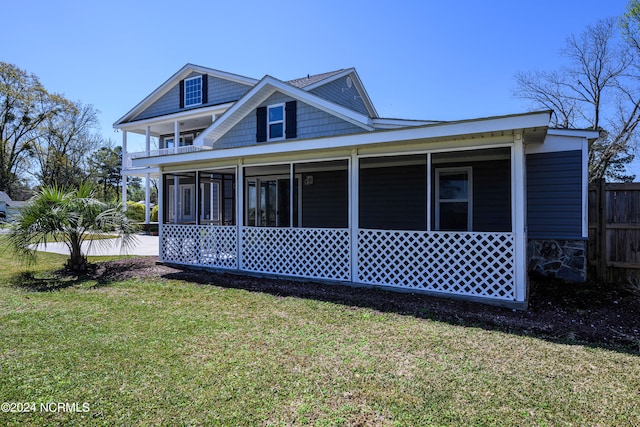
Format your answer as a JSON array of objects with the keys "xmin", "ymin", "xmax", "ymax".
[{"xmin": 527, "ymin": 239, "xmax": 587, "ymax": 282}]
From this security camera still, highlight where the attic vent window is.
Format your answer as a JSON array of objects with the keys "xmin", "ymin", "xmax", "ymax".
[{"xmin": 184, "ymin": 76, "xmax": 202, "ymax": 107}]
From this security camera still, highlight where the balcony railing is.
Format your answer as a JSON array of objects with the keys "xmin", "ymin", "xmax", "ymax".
[{"xmin": 124, "ymin": 145, "xmax": 212, "ymax": 169}]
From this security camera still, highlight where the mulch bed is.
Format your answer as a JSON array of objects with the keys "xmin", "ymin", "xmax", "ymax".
[{"xmin": 89, "ymin": 257, "xmax": 640, "ymax": 354}]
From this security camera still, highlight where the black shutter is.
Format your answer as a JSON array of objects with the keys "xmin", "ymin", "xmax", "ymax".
[
  {"xmin": 256, "ymin": 107, "xmax": 267, "ymax": 142},
  {"xmin": 179, "ymin": 80, "xmax": 184, "ymax": 109},
  {"xmin": 285, "ymin": 101, "xmax": 297, "ymax": 139},
  {"xmin": 202, "ymin": 74, "xmax": 208, "ymax": 104}
]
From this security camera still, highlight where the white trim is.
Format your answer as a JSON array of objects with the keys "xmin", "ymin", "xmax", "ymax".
[
  {"xmin": 512, "ymin": 134, "xmax": 527, "ymax": 302},
  {"xmin": 184, "ymin": 75, "xmax": 203, "ymax": 107},
  {"xmin": 426, "ymin": 152, "xmax": 432, "ymax": 231},
  {"xmin": 527, "ymin": 133, "xmax": 586, "ymax": 154},
  {"xmin": 194, "ymin": 75, "xmax": 374, "ymax": 145},
  {"xmin": 236, "ymin": 162, "xmax": 243, "ymax": 267},
  {"xmin": 547, "ymin": 128, "xmax": 600, "ymax": 138},
  {"xmin": 135, "ymin": 112, "xmax": 551, "ymax": 169},
  {"xmin": 267, "ymin": 103, "xmax": 285, "ymax": 142},
  {"xmin": 434, "ymin": 167, "xmax": 473, "ymax": 231},
  {"xmin": 114, "ymin": 103, "xmax": 234, "ymax": 133},
  {"xmin": 350, "ymin": 149, "xmax": 359, "ymax": 282},
  {"xmin": 158, "ymin": 168, "xmax": 163, "ymax": 261}
]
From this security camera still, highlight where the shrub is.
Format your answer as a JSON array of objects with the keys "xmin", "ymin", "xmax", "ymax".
[
  {"xmin": 126, "ymin": 201, "xmax": 145, "ymax": 222},
  {"xmin": 151, "ymin": 205, "xmax": 159, "ymax": 222}
]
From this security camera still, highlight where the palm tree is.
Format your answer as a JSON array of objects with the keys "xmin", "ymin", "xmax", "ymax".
[{"xmin": 4, "ymin": 183, "xmax": 138, "ymax": 272}]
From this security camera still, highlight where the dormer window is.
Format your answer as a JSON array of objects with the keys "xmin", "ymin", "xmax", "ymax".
[
  {"xmin": 256, "ymin": 101, "xmax": 297, "ymax": 143},
  {"xmin": 184, "ymin": 76, "xmax": 202, "ymax": 107},
  {"xmin": 268, "ymin": 104, "xmax": 285, "ymax": 141}
]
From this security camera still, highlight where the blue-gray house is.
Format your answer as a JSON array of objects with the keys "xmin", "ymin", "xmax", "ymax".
[{"xmin": 114, "ymin": 64, "xmax": 597, "ymax": 307}]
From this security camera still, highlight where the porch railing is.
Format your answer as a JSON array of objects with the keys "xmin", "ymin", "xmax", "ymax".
[
  {"xmin": 240, "ymin": 227, "xmax": 351, "ymax": 281},
  {"xmin": 162, "ymin": 225, "xmax": 237, "ymax": 269},
  {"xmin": 124, "ymin": 145, "xmax": 212, "ymax": 169},
  {"xmin": 357, "ymin": 229, "xmax": 515, "ymax": 300},
  {"xmin": 160, "ymin": 224, "xmax": 516, "ymax": 301}
]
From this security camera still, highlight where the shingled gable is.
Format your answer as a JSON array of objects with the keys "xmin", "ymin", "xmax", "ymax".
[
  {"xmin": 291, "ymin": 68, "xmax": 378, "ymax": 118},
  {"xmin": 113, "ymin": 64, "xmax": 257, "ymax": 126},
  {"xmin": 194, "ymin": 75, "xmax": 374, "ymax": 145}
]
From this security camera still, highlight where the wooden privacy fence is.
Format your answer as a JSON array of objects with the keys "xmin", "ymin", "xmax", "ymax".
[{"xmin": 588, "ymin": 180, "xmax": 640, "ymax": 284}]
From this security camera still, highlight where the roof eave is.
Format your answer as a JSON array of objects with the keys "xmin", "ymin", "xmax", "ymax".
[{"xmin": 113, "ymin": 64, "xmax": 258, "ymax": 127}]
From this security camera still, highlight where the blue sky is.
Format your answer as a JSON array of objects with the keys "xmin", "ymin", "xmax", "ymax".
[{"xmin": 2, "ymin": 0, "xmax": 633, "ymax": 156}]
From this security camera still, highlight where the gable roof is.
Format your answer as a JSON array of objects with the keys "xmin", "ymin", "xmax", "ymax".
[
  {"xmin": 288, "ymin": 68, "xmax": 378, "ymax": 118},
  {"xmin": 195, "ymin": 75, "xmax": 374, "ymax": 145},
  {"xmin": 113, "ymin": 64, "xmax": 258, "ymax": 126},
  {"xmin": 287, "ymin": 69, "xmax": 347, "ymax": 88}
]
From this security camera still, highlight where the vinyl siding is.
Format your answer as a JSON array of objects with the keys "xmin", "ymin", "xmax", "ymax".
[
  {"xmin": 527, "ymin": 150, "xmax": 583, "ymax": 239},
  {"xmin": 309, "ymin": 74, "xmax": 369, "ymax": 115},
  {"xmin": 132, "ymin": 73, "xmax": 250, "ymax": 121},
  {"xmin": 359, "ymin": 162, "xmax": 427, "ymax": 231},
  {"xmin": 301, "ymin": 169, "xmax": 348, "ymax": 228},
  {"xmin": 214, "ymin": 92, "xmax": 366, "ymax": 149}
]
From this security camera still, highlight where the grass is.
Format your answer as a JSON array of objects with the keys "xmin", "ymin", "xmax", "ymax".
[{"xmin": 0, "ymin": 243, "xmax": 639, "ymax": 426}]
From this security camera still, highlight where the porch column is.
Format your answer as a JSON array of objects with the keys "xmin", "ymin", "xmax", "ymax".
[
  {"xmin": 158, "ymin": 171, "xmax": 163, "ymax": 262},
  {"xmin": 174, "ymin": 121, "xmax": 180, "ymax": 153},
  {"xmin": 145, "ymin": 173, "xmax": 151, "ymax": 224},
  {"xmin": 236, "ymin": 160, "xmax": 244, "ymax": 270},
  {"xmin": 173, "ymin": 175, "xmax": 179, "ymax": 224},
  {"xmin": 512, "ymin": 134, "xmax": 527, "ymax": 302},
  {"xmin": 121, "ymin": 130, "xmax": 127, "ymax": 208},
  {"xmin": 349, "ymin": 149, "xmax": 359, "ymax": 282},
  {"xmin": 145, "ymin": 126, "xmax": 151, "ymax": 155}
]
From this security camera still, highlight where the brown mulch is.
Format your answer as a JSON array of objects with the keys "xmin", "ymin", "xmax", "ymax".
[{"xmin": 90, "ymin": 257, "xmax": 640, "ymax": 354}]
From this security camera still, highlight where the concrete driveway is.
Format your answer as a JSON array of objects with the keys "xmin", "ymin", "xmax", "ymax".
[{"xmin": 30, "ymin": 234, "xmax": 159, "ymax": 257}]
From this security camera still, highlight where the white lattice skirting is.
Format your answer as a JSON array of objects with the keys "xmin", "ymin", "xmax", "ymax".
[
  {"xmin": 357, "ymin": 229, "xmax": 515, "ymax": 300},
  {"xmin": 240, "ymin": 227, "xmax": 351, "ymax": 281},
  {"xmin": 162, "ymin": 225, "xmax": 237, "ymax": 269},
  {"xmin": 160, "ymin": 225, "xmax": 516, "ymax": 301}
]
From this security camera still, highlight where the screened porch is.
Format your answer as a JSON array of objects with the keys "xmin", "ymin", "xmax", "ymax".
[{"xmin": 159, "ymin": 145, "xmax": 524, "ymax": 303}]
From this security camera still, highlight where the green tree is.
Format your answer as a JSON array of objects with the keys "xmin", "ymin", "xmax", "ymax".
[
  {"xmin": 88, "ymin": 144, "xmax": 122, "ymax": 201},
  {"xmin": 33, "ymin": 100, "xmax": 101, "ymax": 188},
  {"xmin": 4, "ymin": 183, "xmax": 137, "ymax": 272},
  {"xmin": 514, "ymin": 18, "xmax": 640, "ymax": 182},
  {"xmin": 0, "ymin": 62, "xmax": 59, "ymax": 197}
]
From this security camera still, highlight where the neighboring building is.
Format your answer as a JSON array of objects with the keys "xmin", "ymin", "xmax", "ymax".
[
  {"xmin": 114, "ymin": 64, "xmax": 597, "ymax": 307},
  {"xmin": 0, "ymin": 191, "xmax": 28, "ymax": 221}
]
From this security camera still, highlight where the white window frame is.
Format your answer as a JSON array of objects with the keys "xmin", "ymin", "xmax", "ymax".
[
  {"xmin": 267, "ymin": 103, "xmax": 285, "ymax": 142},
  {"xmin": 435, "ymin": 167, "xmax": 473, "ymax": 231},
  {"xmin": 184, "ymin": 76, "xmax": 202, "ymax": 107}
]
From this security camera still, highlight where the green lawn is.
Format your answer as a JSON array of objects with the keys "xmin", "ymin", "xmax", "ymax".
[{"xmin": 0, "ymin": 243, "xmax": 639, "ymax": 426}]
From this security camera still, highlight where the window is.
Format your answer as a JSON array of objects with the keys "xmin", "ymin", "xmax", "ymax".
[
  {"xmin": 184, "ymin": 76, "xmax": 202, "ymax": 107},
  {"xmin": 436, "ymin": 167, "xmax": 472, "ymax": 231},
  {"xmin": 256, "ymin": 101, "xmax": 296, "ymax": 142},
  {"xmin": 162, "ymin": 134, "xmax": 194, "ymax": 149},
  {"xmin": 268, "ymin": 104, "xmax": 285, "ymax": 141},
  {"xmin": 245, "ymin": 174, "xmax": 301, "ymax": 227}
]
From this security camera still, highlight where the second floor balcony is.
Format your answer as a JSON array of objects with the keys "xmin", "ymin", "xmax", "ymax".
[{"xmin": 124, "ymin": 145, "xmax": 213, "ymax": 170}]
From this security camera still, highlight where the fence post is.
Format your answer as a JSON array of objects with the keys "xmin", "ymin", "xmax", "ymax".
[{"xmin": 596, "ymin": 178, "xmax": 607, "ymax": 282}]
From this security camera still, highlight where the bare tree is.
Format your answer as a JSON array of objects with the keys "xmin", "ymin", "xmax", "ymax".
[{"xmin": 514, "ymin": 18, "xmax": 640, "ymax": 182}]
